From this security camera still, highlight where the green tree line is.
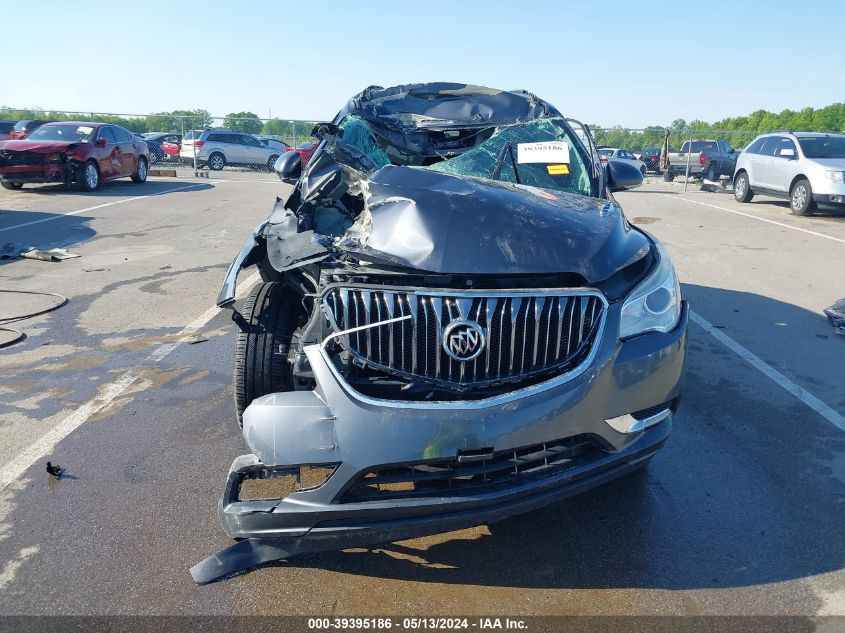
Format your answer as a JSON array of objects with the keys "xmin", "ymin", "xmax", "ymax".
[
  {"xmin": 594, "ymin": 103, "xmax": 845, "ymax": 151},
  {"xmin": 0, "ymin": 107, "xmax": 317, "ymax": 144}
]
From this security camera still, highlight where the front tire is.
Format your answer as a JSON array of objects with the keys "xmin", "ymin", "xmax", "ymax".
[
  {"xmin": 78, "ymin": 160, "xmax": 100, "ymax": 191},
  {"xmin": 1, "ymin": 182, "xmax": 23, "ymax": 190},
  {"xmin": 208, "ymin": 153, "xmax": 226, "ymax": 171},
  {"xmin": 233, "ymin": 282, "xmax": 301, "ymax": 428},
  {"xmin": 131, "ymin": 157, "xmax": 148, "ymax": 183},
  {"xmin": 733, "ymin": 171, "xmax": 753, "ymax": 202},
  {"xmin": 663, "ymin": 169, "xmax": 674, "ymax": 182},
  {"xmin": 790, "ymin": 178, "xmax": 815, "ymax": 216},
  {"xmin": 640, "ymin": 165, "xmax": 646, "ymax": 177},
  {"xmin": 267, "ymin": 155, "xmax": 279, "ymax": 172}
]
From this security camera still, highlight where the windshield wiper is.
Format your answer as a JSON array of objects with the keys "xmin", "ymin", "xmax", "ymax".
[{"xmin": 491, "ymin": 141, "xmax": 521, "ymax": 184}]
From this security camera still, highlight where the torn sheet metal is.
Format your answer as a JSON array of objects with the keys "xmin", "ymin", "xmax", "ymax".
[
  {"xmin": 825, "ymin": 298, "xmax": 845, "ymax": 335},
  {"xmin": 1, "ymin": 243, "xmax": 81, "ymax": 261},
  {"xmin": 339, "ymin": 164, "xmax": 648, "ymax": 279}
]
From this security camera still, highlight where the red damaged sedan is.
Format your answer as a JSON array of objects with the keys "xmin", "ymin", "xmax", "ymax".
[{"xmin": 0, "ymin": 122, "xmax": 150, "ymax": 191}]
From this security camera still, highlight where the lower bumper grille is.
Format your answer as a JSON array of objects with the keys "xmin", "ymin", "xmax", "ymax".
[
  {"xmin": 0, "ymin": 151, "xmax": 46, "ymax": 167},
  {"xmin": 340, "ymin": 435, "xmax": 603, "ymax": 502}
]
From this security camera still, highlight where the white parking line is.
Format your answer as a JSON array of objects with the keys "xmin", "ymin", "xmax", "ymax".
[
  {"xmin": 0, "ymin": 271, "xmax": 260, "ymax": 492},
  {"xmin": 0, "ymin": 181, "xmax": 225, "ymax": 234},
  {"xmin": 655, "ymin": 193, "xmax": 845, "ymax": 245},
  {"xmin": 691, "ymin": 310, "xmax": 845, "ymax": 433}
]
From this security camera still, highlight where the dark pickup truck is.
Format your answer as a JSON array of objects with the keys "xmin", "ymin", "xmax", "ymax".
[{"xmin": 665, "ymin": 139, "xmax": 740, "ymax": 181}]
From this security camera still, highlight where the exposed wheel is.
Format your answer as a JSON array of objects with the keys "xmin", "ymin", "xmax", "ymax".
[
  {"xmin": 267, "ymin": 155, "xmax": 279, "ymax": 172},
  {"xmin": 663, "ymin": 169, "xmax": 674, "ymax": 182},
  {"xmin": 233, "ymin": 282, "xmax": 301, "ymax": 428},
  {"xmin": 1, "ymin": 182, "xmax": 23, "ymax": 190},
  {"xmin": 790, "ymin": 178, "xmax": 815, "ymax": 216},
  {"xmin": 733, "ymin": 171, "xmax": 753, "ymax": 202},
  {"xmin": 131, "ymin": 157, "xmax": 148, "ymax": 183},
  {"xmin": 704, "ymin": 162, "xmax": 717, "ymax": 181},
  {"xmin": 208, "ymin": 152, "xmax": 226, "ymax": 171},
  {"xmin": 79, "ymin": 160, "xmax": 100, "ymax": 191}
]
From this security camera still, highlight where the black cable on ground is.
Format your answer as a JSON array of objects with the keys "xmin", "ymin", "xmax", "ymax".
[{"xmin": 0, "ymin": 290, "xmax": 69, "ymax": 349}]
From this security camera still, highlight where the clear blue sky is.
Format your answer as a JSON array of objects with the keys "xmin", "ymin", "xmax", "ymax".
[{"xmin": 4, "ymin": 0, "xmax": 843, "ymax": 128}]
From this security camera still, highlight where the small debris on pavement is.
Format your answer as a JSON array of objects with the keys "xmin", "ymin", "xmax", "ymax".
[
  {"xmin": 824, "ymin": 298, "xmax": 845, "ymax": 335},
  {"xmin": 1, "ymin": 243, "xmax": 80, "ymax": 262},
  {"xmin": 46, "ymin": 462, "xmax": 63, "ymax": 478},
  {"xmin": 188, "ymin": 338, "xmax": 209, "ymax": 345}
]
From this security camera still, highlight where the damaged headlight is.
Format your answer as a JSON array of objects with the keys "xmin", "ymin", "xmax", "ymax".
[
  {"xmin": 619, "ymin": 240, "xmax": 681, "ymax": 339},
  {"xmin": 45, "ymin": 153, "xmax": 65, "ymax": 163}
]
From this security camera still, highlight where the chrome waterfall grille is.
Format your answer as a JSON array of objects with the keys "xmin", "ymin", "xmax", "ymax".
[{"xmin": 322, "ymin": 286, "xmax": 607, "ymax": 389}]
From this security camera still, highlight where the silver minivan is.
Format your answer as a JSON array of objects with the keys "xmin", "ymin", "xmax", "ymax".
[
  {"xmin": 733, "ymin": 132, "xmax": 845, "ymax": 215},
  {"xmin": 180, "ymin": 129, "xmax": 282, "ymax": 171}
]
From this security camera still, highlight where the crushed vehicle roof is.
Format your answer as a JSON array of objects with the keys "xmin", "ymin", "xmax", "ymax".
[{"xmin": 342, "ymin": 83, "xmax": 561, "ymax": 130}]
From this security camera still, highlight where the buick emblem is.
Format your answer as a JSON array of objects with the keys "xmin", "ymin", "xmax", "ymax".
[{"xmin": 442, "ymin": 320, "xmax": 485, "ymax": 361}]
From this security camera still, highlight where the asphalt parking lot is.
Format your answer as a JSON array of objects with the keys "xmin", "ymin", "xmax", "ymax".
[{"xmin": 0, "ymin": 174, "xmax": 843, "ymax": 617}]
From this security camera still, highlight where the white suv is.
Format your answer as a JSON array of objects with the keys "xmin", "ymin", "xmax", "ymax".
[
  {"xmin": 733, "ymin": 132, "xmax": 845, "ymax": 215},
  {"xmin": 180, "ymin": 129, "xmax": 282, "ymax": 171}
]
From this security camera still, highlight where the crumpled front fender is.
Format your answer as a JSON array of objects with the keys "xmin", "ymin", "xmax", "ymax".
[{"xmin": 216, "ymin": 221, "xmax": 268, "ymax": 307}]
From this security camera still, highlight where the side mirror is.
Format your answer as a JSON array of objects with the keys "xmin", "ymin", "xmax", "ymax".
[
  {"xmin": 96, "ymin": 137, "xmax": 107, "ymax": 148},
  {"xmin": 779, "ymin": 148, "xmax": 796, "ymax": 159},
  {"xmin": 274, "ymin": 150, "xmax": 302, "ymax": 183},
  {"xmin": 606, "ymin": 159, "xmax": 643, "ymax": 192}
]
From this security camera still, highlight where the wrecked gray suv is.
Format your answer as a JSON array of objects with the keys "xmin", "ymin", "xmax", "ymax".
[{"xmin": 192, "ymin": 83, "xmax": 688, "ymax": 583}]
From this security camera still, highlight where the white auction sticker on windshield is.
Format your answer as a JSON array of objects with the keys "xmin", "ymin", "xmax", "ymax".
[
  {"xmin": 77, "ymin": 126, "xmax": 93, "ymax": 134},
  {"xmin": 517, "ymin": 141, "xmax": 570, "ymax": 164}
]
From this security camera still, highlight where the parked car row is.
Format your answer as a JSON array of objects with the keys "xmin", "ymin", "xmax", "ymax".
[
  {"xmin": 0, "ymin": 119, "xmax": 54, "ymax": 141},
  {"xmin": 0, "ymin": 121, "xmax": 150, "ymax": 191},
  {"xmin": 179, "ymin": 129, "xmax": 308, "ymax": 171}
]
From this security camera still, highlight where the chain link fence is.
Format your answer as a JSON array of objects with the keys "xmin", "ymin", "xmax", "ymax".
[{"xmin": 0, "ymin": 108, "xmax": 319, "ymax": 175}]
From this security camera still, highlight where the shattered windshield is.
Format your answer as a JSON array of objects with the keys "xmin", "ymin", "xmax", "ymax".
[
  {"xmin": 428, "ymin": 118, "xmax": 594, "ymax": 197},
  {"xmin": 336, "ymin": 115, "xmax": 594, "ymax": 198},
  {"xmin": 27, "ymin": 124, "xmax": 95, "ymax": 143}
]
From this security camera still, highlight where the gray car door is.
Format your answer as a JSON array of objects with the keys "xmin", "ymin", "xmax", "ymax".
[
  {"xmin": 750, "ymin": 136, "xmax": 780, "ymax": 189},
  {"xmin": 767, "ymin": 137, "xmax": 798, "ymax": 193}
]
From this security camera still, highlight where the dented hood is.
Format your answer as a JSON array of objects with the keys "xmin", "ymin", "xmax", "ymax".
[
  {"xmin": 346, "ymin": 166, "xmax": 649, "ymax": 281},
  {"xmin": 0, "ymin": 140, "xmax": 80, "ymax": 152}
]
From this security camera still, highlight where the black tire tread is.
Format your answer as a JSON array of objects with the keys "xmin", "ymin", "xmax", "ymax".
[
  {"xmin": 233, "ymin": 282, "xmax": 299, "ymax": 428},
  {"xmin": 131, "ymin": 157, "xmax": 147, "ymax": 183},
  {"xmin": 790, "ymin": 178, "xmax": 815, "ymax": 216},
  {"xmin": 734, "ymin": 171, "xmax": 754, "ymax": 203}
]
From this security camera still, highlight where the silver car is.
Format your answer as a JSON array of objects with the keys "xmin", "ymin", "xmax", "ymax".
[
  {"xmin": 733, "ymin": 132, "xmax": 845, "ymax": 215},
  {"xmin": 180, "ymin": 129, "xmax": 282, "ymax": 171},
  {"xmin": 598, "ymin": 147, "xmax": 647, "ymax": 176}
]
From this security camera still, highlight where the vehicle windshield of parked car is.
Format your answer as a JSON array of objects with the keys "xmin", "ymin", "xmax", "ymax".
[
  {"xmin": 597, "ymin": 148, "xmax": 614, "ymax": 157},
  {"xmin": 27, "ymin": 124, "xmax": 96, "ymax": 143},
  {"xmin": 798, "ymin": 136, "xmax": 845, "ymax": 158},
  {"xmin": 427, "ymin": 118, "xmax": 594, "ymax": 197}
]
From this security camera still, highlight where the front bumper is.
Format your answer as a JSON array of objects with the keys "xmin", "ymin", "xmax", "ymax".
[
  {"xmin": 0, "ymin": 164, "xmax": 70, "ymax": 183},
  {"xmin": 220, "ymin": 300, "xmax": 689, "ymax": 544}
]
